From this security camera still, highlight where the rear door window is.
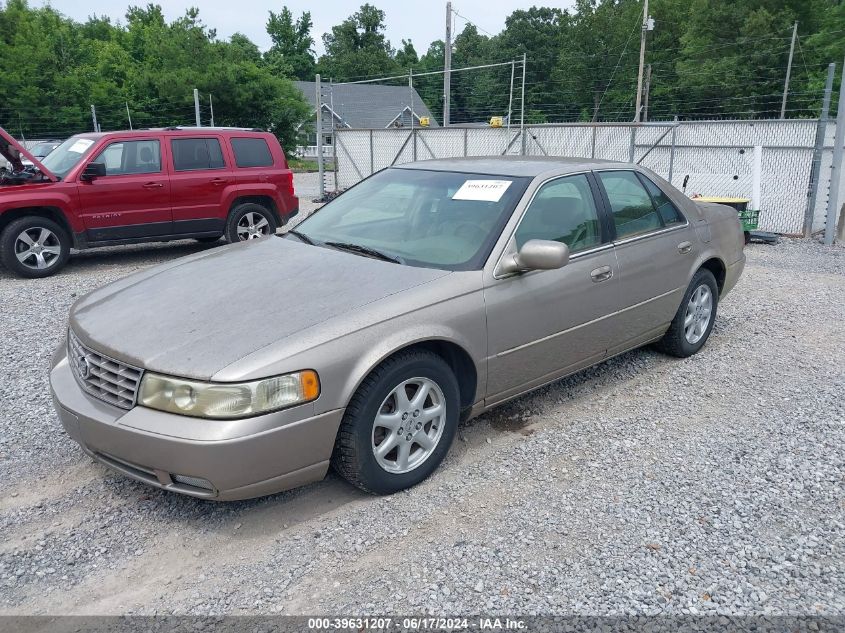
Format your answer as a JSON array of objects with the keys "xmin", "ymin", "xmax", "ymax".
[
  {"xmin": 171, "ymin": 138, "xmax": 226, "ymax": 171},
  {"xmin": 231, "ymin": 137, "xmax": 274, "ymax": 168},
  {"xmin": 638, "ymin": 174, "xmax": 686, "ymax": 225},
  {"xmin": 597, "ymin": 170, "xmax": 663, "ymax": 239}
]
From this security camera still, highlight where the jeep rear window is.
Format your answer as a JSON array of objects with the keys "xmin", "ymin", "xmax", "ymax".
[
  {"xmin": 172, "ymin": 138, "xmax": 226, "ymax": 171},
  {"xmin": 231, "ymin": 137, "xmax": 273, "ymax": 168}
]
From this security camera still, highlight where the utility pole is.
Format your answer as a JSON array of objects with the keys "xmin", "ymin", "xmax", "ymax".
[
  {"xmin": 443, "ymin": 1, "xmax": 452, "ymax": 126},
  {"xmin": 643, "ymin": 64, "xmax": 652, "ymax": 122},
  {"xmin": 825, "ymin": 58, "xmax": 845, "ymax": 246},
  {"xmin": 315, "ymin": 74, "xmax": 324, "ymax": 199},
  {"xmin": 634, "ymin": 0, "xmax": 650, "ymax": 123},
  {"xmin": 520, "ymin": 53, "xmax": 527, "ymax": 155},
  {"xmin": 804, "ymin": 63, "xmax": 835, "ymax": 236},
  {"xmin": 780, "ymin": 21, "xmax": 798, "ymax": 119},
  {"xmin": 193, "ymin": 88, "xmax": 201, "ymax": 127},
  {"xmin": 125, "ymin": 102, "xmax": 133, "ymax": 130},
  {"xmin": 90, "ymin": 104, "xmax": 99, "ymax": 133},
  {"xmin": 209, "ymin": 94, "xmax": 215, "ymax": 127}
]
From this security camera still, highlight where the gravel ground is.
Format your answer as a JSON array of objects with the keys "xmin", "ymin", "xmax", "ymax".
[{"xmin": 0, "ymin": 209, "xmax": 843, "ymax": 617}]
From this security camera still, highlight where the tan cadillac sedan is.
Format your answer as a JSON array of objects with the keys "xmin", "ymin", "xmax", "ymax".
[{"xmin": 50, "ymin": 158, "xmax": 745, "ymax": 500}]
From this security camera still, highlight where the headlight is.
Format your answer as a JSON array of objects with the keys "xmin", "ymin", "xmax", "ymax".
[{"xmin": 137, "ymin": 370, "xmax": 320, "ymax": 419}]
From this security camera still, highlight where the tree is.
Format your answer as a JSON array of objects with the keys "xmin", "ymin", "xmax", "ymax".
[
  {"xmin": 318, "ymin": 4, "xmax": 398, "ymax": 81},
  {"xmin": 499, "ymin": 7, "xmax": 565, "ymax": 121},
  {"xmin": 265, "ymin": 7, "xmax": 315, "ymax": 80},
  {"xmin": 0, "ymin": 1, "xmax": 309, "ymax": 155},
  {"xmin": 395, "ymin": 39, "xmax": 418, "ymax": 68}
]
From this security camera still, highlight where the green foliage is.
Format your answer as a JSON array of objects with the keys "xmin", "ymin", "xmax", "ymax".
[
  {"xmin": 265, "ymin": 7, "xmax": 316, "ymax": 80},
  {"xmin": 318, "ymin": 4, "xmax": 399, "ymax": 81},
  {"xmin": 1, "ymin": 0, "xmax": 843, "ymax": 144},
  {"xmin": 395, "ymin": 39, "xmax": 419, "ymax": 69},
  {"xmin": 0, "ymin": 0, "xmax": 309, "ymax": 155}
]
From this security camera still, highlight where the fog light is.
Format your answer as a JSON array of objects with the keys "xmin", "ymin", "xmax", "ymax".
[{"xmin": 172, "ymin": 474, "xmax": 214, "ymax": 491}]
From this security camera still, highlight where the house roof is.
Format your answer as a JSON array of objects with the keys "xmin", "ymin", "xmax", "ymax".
[{"xmin": 293, "ymin": 81, "xmax": 439, "ymax": 129}]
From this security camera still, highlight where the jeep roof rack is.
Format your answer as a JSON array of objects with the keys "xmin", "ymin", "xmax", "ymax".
[{"xmin": 159, "ymin": 126, "xmax": 265, "ymax": 132}]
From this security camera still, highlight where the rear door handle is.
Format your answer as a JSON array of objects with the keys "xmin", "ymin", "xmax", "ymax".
[
  {"xmin": 590, "ymin": 265, "xmax": 613, "ymax": 282},
  {"xmin": 677, "ymin": 241, "xmax": 693, "ymax": 254},
  {"xmin": 210, "ymin": 178, "xmax": 227, "ymax": 185},
  {"xmin": 142, "ymin": 182, "xmax": 163, "ymax": 189}
]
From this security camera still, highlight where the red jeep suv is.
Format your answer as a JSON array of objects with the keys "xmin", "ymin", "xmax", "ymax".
[{"xmin": 0, "ymin": 126, "xmax": 298, "ymax": 278}]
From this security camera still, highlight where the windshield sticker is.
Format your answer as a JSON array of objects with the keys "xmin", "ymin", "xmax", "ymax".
[
  {"xmin": 68, "ymin": 139, "xmax": 94, "ymax": 154},
  {"xmin": 452, "ymin": 179, "xmax": 512, "ymax": 202}
]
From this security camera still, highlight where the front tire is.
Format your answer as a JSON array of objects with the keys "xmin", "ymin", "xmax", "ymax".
[
  {"xmin": 655, "ymin": 268, "xmax": 719, "ymax": 358},
  {"xmin": 332, "ymin": 350, "xmax": 460, "ymax": 495},
  {"xmin": 224, "ymin": 203, "xmax": 277, "ymax": 243},
  {"xmin": 0, "ymin": 216, "xmax": 70, "ymax": 278}
]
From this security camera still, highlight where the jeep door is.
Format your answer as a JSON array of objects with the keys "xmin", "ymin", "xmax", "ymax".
[
  {"xmin": 76, "ymin": 138, "xmax": 172, "ymax": 242},
  {"xmin": 167, "ymin": 136, "xmax": 233, "ymax": 234}
]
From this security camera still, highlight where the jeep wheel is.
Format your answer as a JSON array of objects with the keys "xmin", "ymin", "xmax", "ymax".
[
  {"xmin": 0, "ymin": 216, "xmax": 70, "ymax": 278},
  {"xmin": 225, "ymin": 203, "xmax": 277, "ymax": 243}
]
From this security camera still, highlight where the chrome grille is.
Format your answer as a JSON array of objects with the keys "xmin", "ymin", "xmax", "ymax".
[{"xmin": 67, "ymin": 330, "xmax": 143, "ymax": 409}]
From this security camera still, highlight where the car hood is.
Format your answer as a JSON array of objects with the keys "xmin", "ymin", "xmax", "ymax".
[
  {"xmin": 0, "ymin": 127, "xmax": 57, "ymax": 180},
  {"xmin": 70, "ymin": 238, "xmax": 452, "ymax": 380}
]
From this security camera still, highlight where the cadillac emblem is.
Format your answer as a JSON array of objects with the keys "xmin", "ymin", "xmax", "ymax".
[{"xmin": 77, "ymin": 355, "xmax": 91, "ymax": 379}]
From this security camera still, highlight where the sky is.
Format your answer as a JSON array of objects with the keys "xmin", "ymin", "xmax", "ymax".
[{"xmin": 34, "ymin": 0, "xmax": 575, "ymax": 56}]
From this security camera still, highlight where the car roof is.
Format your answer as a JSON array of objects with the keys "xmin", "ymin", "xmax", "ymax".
[{"xmin": 395, "ymin": 156, "xmax": 630, "ymax": 178}]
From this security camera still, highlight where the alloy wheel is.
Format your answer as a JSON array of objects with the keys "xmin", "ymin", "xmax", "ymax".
[
  {"xmin": 371, "ymin": 377, "xmax": 447, "ymax": 474},
  {"xmin": 684, "ymin": 284, "xmax": 713, "ymax": 345},
  {"xmin": 14, "ymin": 227, "xmax": 62, "ymax": 271},
  {"xmin": 236, "ymin": 212, "xmax": 271, "ymax": 241}
]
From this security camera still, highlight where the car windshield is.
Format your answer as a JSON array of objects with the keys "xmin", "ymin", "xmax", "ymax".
[
  {"xmin": 31, "ymin": 142, "xmax": 59, "ymax": 157},
  {"xmin": 291, "ymin": 168, "xmax": 530, "ymax": 270},
  {"xmin": 40, "ymin": 136, "xmax": 97, "ymax": 178}
]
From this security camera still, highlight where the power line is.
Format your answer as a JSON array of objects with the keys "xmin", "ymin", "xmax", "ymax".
[
  {"xmin": 451, "ymin": 8, "xmax": 495, "ymax": 38},
  {"xmin": 594, "ymin": 13, "xmax": 642, "ymax": 119}
]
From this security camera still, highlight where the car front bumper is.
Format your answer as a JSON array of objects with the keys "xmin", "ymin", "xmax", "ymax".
[{"xmin": 50, "ymin": 344, "xmax": 343, "ymax": 501}]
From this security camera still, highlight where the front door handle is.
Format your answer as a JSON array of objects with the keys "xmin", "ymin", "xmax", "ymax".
[
  {"xmin": 677, "ymin": 241, "xmax": 693, "ymax": 254},
  {"xmin": 142, "ymin": 182, "xmax": 163, "ymax": 189},
  {"xmin": 590, "ymin": 265, "xmax": 613, "ymax": 282}
]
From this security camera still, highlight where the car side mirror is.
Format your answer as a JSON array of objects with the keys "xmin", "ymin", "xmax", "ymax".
[
  {"xmin": 499, "ymin": 239, "xmax": 570, "ymax": 275},
  {"xmin": 81, "ymin": 162, "xmax": 106, "ymax": 180}
]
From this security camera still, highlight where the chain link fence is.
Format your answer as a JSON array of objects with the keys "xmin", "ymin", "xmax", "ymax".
[{"xmin": 330, "ymin": 119, "xmax": 835, "ymax": 236}]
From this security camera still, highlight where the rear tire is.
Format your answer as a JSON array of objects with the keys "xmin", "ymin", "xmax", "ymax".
[
  {"xmin": 655, "ymin": 268, "xmax": 719, "ymax": 358},
  {"xmin": 224, "ymin": 203, "xmax": 277, "ymax": 243},
  {"xmin": 332, "ymin": 350, "xmax": 460, "ymax": 495},
  {"xmin": 0, "ymin": 216, "xmax": 70, "ymax": 278}
]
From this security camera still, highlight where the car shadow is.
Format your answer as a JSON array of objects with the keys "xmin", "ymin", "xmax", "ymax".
[
  {"xmin": 98, "ymin": 464, "xmax": 368, "ymax": 537},
  {"xmin": 65, "ymin": 240, "xmax": 223, "ymax": 269}
]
